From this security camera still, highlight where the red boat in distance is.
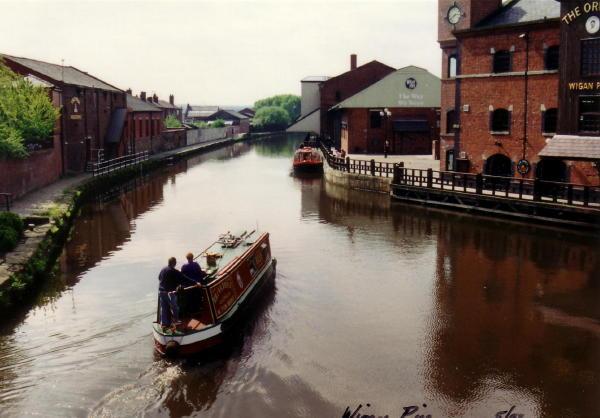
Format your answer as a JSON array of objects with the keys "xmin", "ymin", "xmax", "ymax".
[{"xmin": 293, "ymin": 146, "xmax": 323, "ymax": 172}]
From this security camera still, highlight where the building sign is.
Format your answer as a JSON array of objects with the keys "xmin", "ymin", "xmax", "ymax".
[
  {"xmin": 405, "ymin": 78, "xmax": 417, "ymax": 89},
  {"xmin": 562, "ymin": 2, "xmax": 600, "ymax": 25},
  {"xmin": 568, "ymin": 81, "xmax": 600, "ymax": 90},
  {"xmin": 398, "ymin": 92, "xmax": 425, "ymax": 107},
  {"xmin": 70, "ymin": 97, "xmax": 82, "ymax": 120}
]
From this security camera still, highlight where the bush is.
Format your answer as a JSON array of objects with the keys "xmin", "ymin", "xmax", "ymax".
[
  {"xmin": 0, "ymin": 226, "xmax": 18, "ymax": 253},
  {"xmin": 0, "ymin": 212, "xmax": 23, "ymax": 234},
  {"xmin": 252, "ymin": 106, "xmax": 291, "ymax": 131},
  {"xmin": 211, "ymin": 119, "xmax": 225, "ymax": 128},
  {"xmin": 164, "ymin": 115, "xmax": 182, "ymax": 128}
]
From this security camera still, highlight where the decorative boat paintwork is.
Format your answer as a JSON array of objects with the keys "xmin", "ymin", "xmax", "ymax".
[
  {"xmin": 153, "ymin": 230, "xmax": 276, "ymax": 356},
  {"xmin": 293, "ymin": 146, "xmax": 323, "ymax": 172}
]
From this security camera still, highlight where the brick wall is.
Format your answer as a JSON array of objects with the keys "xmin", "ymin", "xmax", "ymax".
[
  {"xmin": 341, "ymin": 107, "xmax": 439, "ymax": 155},
  {"xmin": 0, "ymin": 134, "xmax": 62, "ymax": 200}
]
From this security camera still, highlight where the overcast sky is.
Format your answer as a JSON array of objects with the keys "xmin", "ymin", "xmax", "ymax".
[{"xmin": 0, "ymin": 0, "xmax": 440, "ymax": 107}]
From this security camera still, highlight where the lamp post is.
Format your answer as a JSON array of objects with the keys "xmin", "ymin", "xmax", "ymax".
[
  {"xmin": 380, "ymin": 108, "xmax": 392, "ymax": 156},
  {"xmin": 519, "ymin": 32, "xmax": 530, "ymax": 166}
]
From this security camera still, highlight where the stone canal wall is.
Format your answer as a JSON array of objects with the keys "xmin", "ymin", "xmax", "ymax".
[{"xmin": 322, "ymin": 153, "xmax": 391, "ymax": 194}]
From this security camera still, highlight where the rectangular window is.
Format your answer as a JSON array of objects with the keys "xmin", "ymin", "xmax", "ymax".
[
  {"xmin": 448, "ymin": 55, "xmax": 457, "ymax": 78},
  {"xmin": 581, "ymin": 38, "xmax": 600, "ymax": 76},
  {"xmin": 370, "ymin": 110, "xmax": 382, "ymax": 128},
  {"xmin": 579, "ymin": 95, "xmax": 600, "ymax": 132}
]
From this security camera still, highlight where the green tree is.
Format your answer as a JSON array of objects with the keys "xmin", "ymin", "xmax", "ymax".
[
  {"xmin": 164, "ymin": 114, "xmax": 182, "ymax": 128},
  {"xmin": 252, "ymin": 106, "xmax": 291, "ymax": 130},
  {"xmin": 254, "ymin": 94, "xmax": 300, "ymax": 122},
  {"xmin": 211, "ymin": 119, "xmax": 225, "ymax": 128},
  {"xmin": 0, "ymin": 61, "xmax": 60, "ymax": 159}
]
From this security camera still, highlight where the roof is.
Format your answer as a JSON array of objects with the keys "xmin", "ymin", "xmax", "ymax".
[
  {"xmin": 1, "ymin": 54, "xmax": 121, "ymax": 92},
  {"xmin": 239, "ymin": 107, "xmax": 255, "ymax": 117},
  {"xmin": 219, "ymin": 109, "xmax": 249, "ymax": 120},
  {"xmin": 331, "ymin": 66, "xmax": 441, "ymax": 110},
  {"xmin": 24, "ymin": 74, "xmax": 54, "ymax": 88},
  {"xmin": 476, "ymin": 0, "xmax": 560, "ymax": 29},
  {"xmin": 538, "ymin": 135, "xmax": 600, "ymax": 161},
  {"xmin": 156, "ymin": 99, "xmax": 178, "ymax": 110},
  {"xmin": 188, "ymin": 105, "xmax": 219, "ymax": 111},
  {"xmin": 127, "ymin": 94, "xmax": 162, "ymax": 112},
  {"xmin": 302, "ymin": 76, "xmax": 330, "ymax": 82},
  {"xmin": 324, "ymin": 60, "xmax": 395, "ymax": 86}
]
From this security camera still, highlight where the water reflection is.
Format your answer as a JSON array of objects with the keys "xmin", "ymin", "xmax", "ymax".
[{"xmin": 0, "ymin": 135, "xmax": 598, "ymax": 417}]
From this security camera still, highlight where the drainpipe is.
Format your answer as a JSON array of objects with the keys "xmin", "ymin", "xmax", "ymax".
[
  {"xmin": 453, "ymin": 38, "xmax": 462, "ymax": 171},
  {"xmin": 520, "ymin": 32, "xmax": 530, "ymax": 162}
]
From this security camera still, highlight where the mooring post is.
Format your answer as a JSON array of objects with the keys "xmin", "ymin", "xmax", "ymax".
[
  {"xmin": 567, "ymin": 184, "xmax": 573, "ymax": 205},
  {"xmin": 583, "ymin": 186, "xmax": 589, "ymax": 207},
  {"xmin": 370, "ymin": 159, "xmax": 375, "ymax": 176},
  {"xmin": 427, "ymin": 168, "xmax": 433, "ymax": 188},
  {"xmin": 533, "ymin": 179, "xmax": 541, "ymax": 201},
  {"xmin": 346, "ymin": 157, "xmax": 350, "ymax": 172},
  {"xmin": 475, "ymin": 174, "xmax": 483, "ymax": 194}
]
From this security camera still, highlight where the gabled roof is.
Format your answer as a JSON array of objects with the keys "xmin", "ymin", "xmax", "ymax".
[
  {"xmin": 331, "ymin": 66, "xmax": 441, "ymax": 110},
  {"xmin": 188, "ymin": 105, "xmax": 219, "ymax": 112},
  {"xmin": 239, "ymin": 107, "xmax": 255, "ymax": 117},
  {"xmin": 127, "ymin": 94, "xmax": 162, "ymax": 112},
  {"xmin": 215, "ymin": 109, "xmax": 249, "ymax": 120},
  {"xmin": 1, "ymin": 54, "xmax": 121, "ymax": 92},
  {"xmin": 324, "ymin": 60, "xmax": 395, "ymax": 85},
  {"xmin": 476, "ymin": 0, "xmax": 560, "ymax": 29}
]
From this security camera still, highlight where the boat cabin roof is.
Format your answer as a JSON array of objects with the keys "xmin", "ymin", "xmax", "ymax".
[{"xmin": 199, "ymin": 230, "xmax": 263, "ymax": 282}]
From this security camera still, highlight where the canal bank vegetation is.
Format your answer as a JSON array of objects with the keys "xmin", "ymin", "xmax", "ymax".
[
  {"xmin": 0, "ymin": 212, "xmax": 23, "ymax": 252},
  {"xmin": 252, "ymin": 94, "xmax": 299, "ymax": 131},
  {"xmin": 0, "ymin": 61, "xmax": 60, "ymax": 159}
]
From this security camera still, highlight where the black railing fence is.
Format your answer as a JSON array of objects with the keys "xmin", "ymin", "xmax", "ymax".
[
  {"xmin": 92, "ymin": 151, "xmax": 149, "ymax": 177},
  {"xmin": 319, "ymin": 142, "xmax": 600, "ymax": 208}
]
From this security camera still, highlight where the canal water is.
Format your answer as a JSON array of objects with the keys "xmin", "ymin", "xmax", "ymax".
[{"xmin": 0, "ymin": 135, "xmax": 599, "ymax": 417}]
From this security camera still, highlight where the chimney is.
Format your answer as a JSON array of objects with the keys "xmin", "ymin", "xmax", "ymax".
[
  {"xmin": 140, "ymin": 91, "xmax": 146, "ymax": 101},
  {"xmin": 350, "ymin": 54, "xmax": 357, "ymax": 70},
  {"xmin": 126, "ymin": 88, "xmax": 132, "ymax": 95},
  {"xmin": 169, "ymin": 94, "xmax": 174, "ymax": 105},
  {"xmin": 153, "ymin": 93, "xmax": 158, "ymax": 103}
]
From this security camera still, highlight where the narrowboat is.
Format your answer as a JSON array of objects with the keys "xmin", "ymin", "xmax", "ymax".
[
  {"xmin": 153, "ymin": 230, "xmax": 276, "ymax": 356},
  {"xmin": 293, "ymin": 146, "xmax": 323, "ymax": 172}
]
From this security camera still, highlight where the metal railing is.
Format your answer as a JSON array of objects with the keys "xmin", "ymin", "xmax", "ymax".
[
  {"xmin": 394, "ymin": 167, "xmax": 600, "ymax": 208},
  {"xmin": 319, "ymin": 142, "xmax": 600, "ymax": 208},
  {"xmin": 92, "ymin": 151, "xmax": 149, "ymax": 177}
]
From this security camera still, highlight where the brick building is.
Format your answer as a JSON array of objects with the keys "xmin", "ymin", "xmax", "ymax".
[
  {"xmin": 144, "ymin": 92, "xmax": 181, "ymax": 120},
  {"xmin": 438, "ymin": 0, "xmax": 599, "ymax": 184},
  {"xmin": 123, "ymin": 93, "xmax": 163, "ymax": 155},
  {"xmin": 332, "ymin": 66, "xmax": 441, "ymax": 155},
  {"xmin": 1, "ymin": 54, "xmax": 126, "ymax": 172},
  {"xmin": 539, "ymin": 0, "xmax": 600, "ymax": 183},
  {"xmin": 321, "ymin": 55, "xmax": 396, "ymax": 146}
]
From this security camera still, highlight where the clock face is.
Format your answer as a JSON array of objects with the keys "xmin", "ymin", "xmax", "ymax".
[
  {"xmin": 586, "ymin": 16, "xmax": 600, "ymax": 34},
  {"xmin": 448, "ymin": 6, "xmax": 461, "ymax": 25}
]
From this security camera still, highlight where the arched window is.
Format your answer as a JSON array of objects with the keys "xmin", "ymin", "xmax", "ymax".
[
  {"xmin": 448, "ymin": 54, "xmax": 457, "ymax": 78},
  {"xmin": 536, "ymin": 159, "xmax": 568, "ymax": 183},
  {"xmin": 545, "ymin": 45, "xmax": 560, "ymax": 70},
  {"xmin": 446, "ymin": 109, "xmax": 456, "ymax": 133},
  {"xmin": 493, "ymin": 50, "xmax": 511, "ymax": 73},
  {"xmin": 484, "ymin": 154, "xmax": 513, "ymax": 177},
  {"xmin": 491, "ymin": 109, "xmax": 510, "ymax": 132},
  {"xmin": 543, "ymin": 108, "xmax": 558, "ymax": 133}
]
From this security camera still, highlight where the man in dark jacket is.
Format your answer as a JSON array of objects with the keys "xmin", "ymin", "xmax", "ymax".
[{"xmin": 158, "ymin": 257, "xmax": 198, "ymax": 328}]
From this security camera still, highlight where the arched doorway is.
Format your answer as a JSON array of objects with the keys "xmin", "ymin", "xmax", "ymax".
[
  {"xmin": 484, "ymin": 154, "xmax": 512, "ymax": 177},
  {"xmin": 536, "ymin": 159, "xmax": 568, "ymax": 183}
]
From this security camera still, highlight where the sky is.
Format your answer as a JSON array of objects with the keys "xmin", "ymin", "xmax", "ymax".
[{"xmin": 0, "ymin": 0, "xmax": 440, "ymax": 107}]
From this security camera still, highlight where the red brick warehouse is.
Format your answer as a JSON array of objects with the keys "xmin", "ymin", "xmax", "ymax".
[
  {"xmin": 332, "ymin": 66, "xmax": 441, "ymax": 155},
  {"xmin": 438, "ymin": 0, "xmax": 600, "ymax": 184}
]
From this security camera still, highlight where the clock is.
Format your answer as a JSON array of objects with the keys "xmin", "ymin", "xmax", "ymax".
[
  {"xmin": 448, "ymin": 5, "xmax": 462, "ymax": 25},
  {"xmin": 586, "ymin": 15, "xmax": 600, "ymax": 34}
]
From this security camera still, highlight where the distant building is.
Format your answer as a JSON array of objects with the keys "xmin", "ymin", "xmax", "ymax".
[
  {"xmin": 123, "ymin": 93, "xmax": 163, "ymax": 154},
  {"xmin": 1, "ymin": 54, "xmax": 126, "ymax": 171},
  {"xmin": 185, "ymin": 106, "xmax": 250, "ymax": 133},
  {"xmin": 143, "ymin": 93, "xmax": 181, "ymax": 120},
  {"xmin": 185, "ymin": 105, "xmax": 220, "ymax": 122},
  {"xmin": 238, "ymin": 108, "xmax": 255, "ymax": 118},
  {"xmin": 332, "ymin": 66, "xmax": 441, "ymax": 155}
]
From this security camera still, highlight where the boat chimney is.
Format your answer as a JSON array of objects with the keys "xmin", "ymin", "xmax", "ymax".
[{"xmin": 350, "ymin": 54, "xmax": 357, "ymax": 70}]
